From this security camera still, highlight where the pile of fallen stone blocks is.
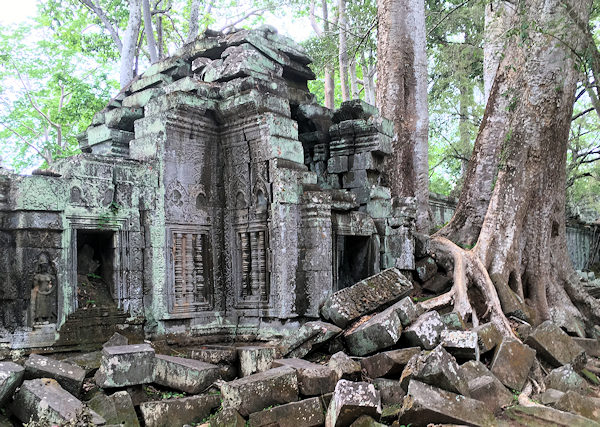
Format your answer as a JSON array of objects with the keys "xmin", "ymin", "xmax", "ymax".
[{"xmin": 1, "ymin": 267, "xmax": 600, "ymax": 426}]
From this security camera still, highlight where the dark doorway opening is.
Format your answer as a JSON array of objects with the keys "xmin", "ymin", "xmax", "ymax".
[
  {"xmin": 334, "ymin": 235, "xmax": 374, "ymax": 291},
  {"xmin": 76, "ymin": 230, "xmax": 116, "ymax": 308}
]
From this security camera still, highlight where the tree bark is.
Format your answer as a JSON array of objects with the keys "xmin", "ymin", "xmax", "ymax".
[
  {"xmin": 350, "ymin": 59, "xmax": 360, "ymax": 99},
  {"xmin": 310, "ymin": 0, "xmax": 335, "ymax": 109},
  {"xmin": 187, "ymin": 0, "xmax": 203, "ymax": 42},
  {"xmin": 441, "ymin": 0, "xmax": 598, "ymax": 336},
  {"xmin": 483, "ymin": 1, "xmax": 514, "ymax": 103},
  {"xmin": 142, "ymin": 0, "xmax": 159, "ymax": 63},
  {"xmin": 338, "ymin": 0, "xmax": 351, "ymax": 102},
  {"xmin": 376, "ymin": 0, "xmax": 429, "ymax": 232},
  {"xmin": 120, "ymin": 0, "xmax": 143, "ymax": 88}
]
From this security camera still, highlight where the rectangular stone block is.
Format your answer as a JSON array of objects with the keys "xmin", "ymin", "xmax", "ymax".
[
  {"xmin": 361, "ymin": 347, "xmax": 420, "ymax": 379},
  {"xmin": 327, "ymin": 156, "xmax": 348, "ymax": 174},
  {"xmin": 249, "ymin": 397, "xmax": 324, "ymax": 427},
  {"xmin": 344, "ymin": 305, "xmax": 402, "ymax": 356},
  {"xmin": 0, "ymin": 361, "xmax": 24, "ymax": 407},
  {"xmin": 220, "ymin": 366, "xmax": 299, "ymax": 417},
  {"xmin": 525, "ymin": 320, "xmax": 587, "ymax": 369},
  {"xmin": 237, "ymin": 346, "xmax": 277, "ymax": 377},
  {"xmin": 490, "ymin": 338, "xmax": 536, "ymax": 392},
  {"xmin": 25, "ymin": 354, "xmax": 85, "ymax": 396},
  {"xmin": 139, "ymin": 393, "xmax": 220, "ymax": 427},
  {"xmin": 325, "ymin": 380, "xmax": 381, "ymax": 427},
  {"xmin": 404, "ymin": 311, "xmax": 446, "ymax": 350},
  {"xmin": 272, "ymin": 358, "xmax": 337, "ymax": 396},
  {"xmin": 154, "ymin": 354, "xmax": 221, "ymax": 394},
  {"xmin": 95, "ymin": 344, "xmax": 155, "ymax": 388}
]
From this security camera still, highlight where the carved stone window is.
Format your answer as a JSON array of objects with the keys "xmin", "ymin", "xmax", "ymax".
[{"xmin": 237, "ymin": 228, "xmax": 269, "ymax": 303}]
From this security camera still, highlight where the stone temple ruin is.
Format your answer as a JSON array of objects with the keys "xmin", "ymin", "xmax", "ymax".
[{"xmin": 0, "ymin": 26, "xmax": 414, "ymax": 350}]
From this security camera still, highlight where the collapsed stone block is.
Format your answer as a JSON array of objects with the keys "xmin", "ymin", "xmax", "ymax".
[
  {"xmin": 415, "ymin": 257, "xmax": 437, "ymax": 282},
  {"xmin": 554, "ymin": 390, "xmax": 600, "ymax": 422},
  {"xmin": 422, "ymin": 274, "xmax": 451, "ymax": 294},
  {"xmin": 11, "ymin": 379, "xmax": 105, "ymax": 425},
  {"xmin": 87, "ymin": 390, "xmax": 140, "ymax": 427},
  {"xmin": 399, "ymin": 345, "xmax": 469, "ymax": 396},
  {"xmin": 321, "ymin": 268, "xmax": 413, "ymax": 328},
  {"xmin": 573, "ymin": 337, "xmax": 600, "ymax": 358},
  {"xmin": 398, "ymin": 380, "xmax": 495, "ymax": 427},
  {"xmin": 489, "ymin": 338, "xmax": 536, "ymax": 391},
  {"xmin": 403, "ymin": 310, "xmax": 446, "ymax": 350},
  {"xmin": 458, "ymin": 360, "xmax": 512, "ymax": 412},
  {"xmin": 328, "ymin": 351, "xmax": 362, "ymax": 381},
  {"xmin": 525, "ymin": 320, "xmax": 587, "ymax": 370},
  {"xmin": 139, "ymin": 393, "xmax": 220, "ymax": 427},
  {"xmin": 25, "ymin": 354, "xmax": 85, "ymax": 396},
  {"xmin": 103, "ymin": 332, "xmax": 128, "ymax": 348},
  {"xmin": 373, "ymin": 378, "xmax": 405, "ymax": 406},
  {"xmin": 439, "ymin": 312, "xmax": 467, "ymax": 330},
  {"xmin": 189, "ymin": 344, "xmax": 238, "ymax": 380},
  {"xmin": 325, "ymin": 380, "xmax": 381, "ymax": 427},
  {"xmin": 344, "ymin": 306, "xmax": 402, "ymax": 356},
  {"xmin": 472, "ymin": 322, "xmax": 502, "ymax": 354},
  {"xmin": 361, "ymin": 347, "xmax": 420, "ymax": 379},
  {"xmin": 220, "ymin": 366, "xmax": 299, "ymax": 417},
  {"xmin": 545, "ymin": 364, "xmax": 586, "ymax": 393},
  {"xmin": 272, "ymin": 358, "xmax": 337, "ymax": 396},
  {"xmin": 154, "ymin": 354, "xmax": 221, "ymax": 394},
  {"xmin": 389, "ymin": 297, "xmax": 421, "ymax": 327},
  {"xmin": 505, "ymin": 405, "xmax": 598, "ymax": 427},
  {"xmin": 237, "ymin": 346, "xmax": 277, "ymax": 377},
  {"xmin": 95, "ymin": 344, "xmax": 155, "ymax": 388},
  {"xmin": 441, "ymin": 330, "xmax": 479, "ymax": 360},
  {"xmin": 279, "ymin": 321, "xmax": 341, "ymax": 358},
  {"xmin": 539, "ymin": 388, "xmax": 565, "ymax": 405},
  {"xmin": 209, "ymin": 407, "xmax": 246, "ymax": 427},
  {"xmin": 0, "ymin": 361, "xmax": 24, "ymax": 407},
  {"xmin": 64, "ymin": 351, "xmax": 102, "ymax": 377},
  {"xmin": 248, "ymin": 397, "xmax": 325, "ymax": 427},
  {"xmin": 350, "ymin": 415, "xmax": 387, "ymax": 427}
]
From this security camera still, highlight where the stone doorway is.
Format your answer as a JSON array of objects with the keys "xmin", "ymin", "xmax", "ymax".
[
  {"xmin": 76, "ymin": 229, "xmax": 116, "ymax": 309},
  {"xmin": 334, "ymin": 235, "xmax": 376, "ymax": 291}
]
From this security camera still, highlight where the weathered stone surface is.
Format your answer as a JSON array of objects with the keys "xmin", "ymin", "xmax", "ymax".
[
  {"xmin": 139, "ymin": 393, "xmax": 220, "ymax": 427},
  {"xmin": 554, "ymin": 390, "xmax": 600, "ymax": 422},
  {"xmin": 328, "ymin": 351, "xmax": 361, "ymax": 381},
  {"xmin": 545, "ymin": 364, "xmax": 586, "ymax": 393},
  {"xmin": 280, "ymin": 321, "xmax": 342, "ymax": 358},
  {"xmin": 154, "ymin": 354, "xmax": 220, "ymax": 394},
  {"xmin": 399, "ymin": 345, "xmax": 469, "ymax": 396},
  {"xmin": 389, "ymin": 297, "xmax": 421, "ymax": 327},
  {"xmin": 64, "ymin": 351, "xmax": 102, "ymax": 377},
  {"xmin": 349, "ymin": 415, "xmax": 387, "ymax": 427},
  {"xmin": 95, "ymin": 344, "xmax": 155, "ymax": 388},
  {"xmin": 103, "ymin": 332, "xmax": 128, "ymax": 348},
  {"xmin": 573, "ymin": 337, "xmax": 600, "ymax": 358},
  {"xmin": 325, "ymin": 380, "xmax": 381, "ymax": 427},
  {"xmin": 422, "ymin": 274, "xmax": 451, "ymax": 294},
  {"xmin": 272, "ymin": 358, "xmax": 337, "ymax": 396},
  {"xmin": 25, "ymin": 354, "xmax": 85, "ymax": 396},
  {"xmin": 439, "ymin": 312, "xmax": 467, "ymax": 330},
  {"xmin": 473, "ymin": 322, "xmax": 502, "ymax": 354},
  {"xmin": 441, "ymin": 330, "xmax": 479, "ymax": 360},
  {"xmin": 361, "ymin": 347, "xmax": 420, "ymax": 379},
  {"xmin": 505, "ymin": 404, "xmax": 600, "ymax": 427},
  {"xmin": 526, "ymin": 321, "xmax": 587, "ymax": 370},
  {"xmin": 12, "ymin": 378, "xmax": 105, "ymax": 425},
  {"xmin": 248, "ymin": 396, "xmax": 324, "ymax": 427},
  {"xmin": 398, "ymin": 380, "xmax": 495, "ymax": 427},
  {"xmin": 344, "ymin": 305, "xmax": 402, "ymax": 356},
  {"xmin": 458, "ymin": 360, "xmax": 512, "ymax": 412},
  {"xmin": 209, "ymin": 407, "xmax": 246, "ymax": 427},
  {"xmin": 237, "ymin": 346, "xmax": 277, "ymax": 377},
  {"xmin": 220, "ymin": 366, "xmax": 299, "ymax": 417},
  {"xmin": 415, "ymin": 257, "xmax": 437, "ymax": 282},
  {"xmin": 539, "ymin": 388, "xmax": 565, "ymax": 405},
  {"xmin": 189, "ymin": 345, "xmax": 238, "ymax": 380},
  {"xmin": 373, "ymin": 378, "xmax": 405, "ymax": 406},
  {"xmin": 0, "ymin": 361, "xmax": 24, "ymax": 407},
  {"xmin": 403, "ymin": 311, "xmax": 446, "ymax": 350},
  {"xmin": 88, "ymin": 390, "xmax": 140, "ymax": 427},
  {"xmin": 413, "ymin": 232, "xmax": 430, "ymax": 258},
  {"xmin": 321, "ymin": 268, "xmax": 413, "ymax": 328},
  {"xmin": 490, "ymin": 338, "xmax": 536, "ymax": 391}
]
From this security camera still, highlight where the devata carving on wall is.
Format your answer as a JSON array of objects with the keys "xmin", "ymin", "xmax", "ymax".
[{"xmin": 30, "ymin": 253, "xmax": 57, "ymax": 326}]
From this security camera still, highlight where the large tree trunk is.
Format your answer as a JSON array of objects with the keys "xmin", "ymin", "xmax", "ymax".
[
  {"xmin": 437, "ymin": 0, "xmax": 599, "ymax": 337},
  {"xmin": 310, "ymin": 0, "xmax": 335, "ymax": 109},
  {"xmin": 142, "ymin": 0, "xmax": 159, "ymax": 63},
  {"xmin": 376, "ymin": 0, "xmax": 429, "ymax": 232},
  {"xmin": 483, "ymin": 1, "xmax": 514, "ymax": 103},
  {"xmin": 338, "ymin": 0, "xmax": 351, "ymax": 102},
  {"xmin": 120, "ymin": 0, "xmax": 142, "ymax": 88}
]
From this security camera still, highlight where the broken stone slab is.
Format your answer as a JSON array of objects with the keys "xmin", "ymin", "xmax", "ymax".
[
  {"xmin": 104, "ymin": 107, "xmax": 144, "ymax": 131},
  {"xmin": 397, "ymin": 380, "xmax": 495, "ymax": 427},
  {"xmin": 525, "ymin": 320, "xmax": 587, "ymax": 370},
  {"xmin": 415, "ymin": 257, "xmax": 438, "ymax": 283},
  {"xmin": 473, "ymin": 322, "xmax": 502, "ymax": 354},
  {"xmin": 11, "ymin": 378, "xmax": 105, "ymax": 425},
  {"xmin": 248, "ymin": 396, "xmax": 324, "ymax": 427},
  {"xmin": 361, "ymin": 347, "xmax": 420, "ymax": 379},
  {"xmin": 440, "ymin": 311, "xmax": 467, "ymax": 330},
  {"xmin": 573, "ymin": 337, "xmax": 600, "ymax": 358},
  {"xmin": 504, "ymin": 404, "xmax": 600, "ymax": 427},
  {"xmin": 63, "ymin": 351, "xmax": 102, "ymax": 377},
  {"xmin": 422, "ymin": 275, "xmax": 452, "ymax": 294},
  {"xmin": 349, "ymin": 415, "xmax": 387, "ymax": 427},
  {"xmin": 545, "ymin": 364, "xmax": 586, "ymax": 393},
  {"xmin": 441, "ymin": 330, "xmax": 480, "ymax": 360},
  {"xmin": 344, "ymin": 305, "xmax": 402, "ymax": 356},
  {"xmin": 399, "ymin": 345, "xmax": 469, "ymax": 396},
  {"xmin": 272, "ymin": 358, "xmax": 337, "ymax": 396},
  {"xmin": 328, "ymin": 351, "xmax": 362, "ymax": 381},
  {"xmin": 554, "ymin": 390, "xmax": 600, "ymax": 422},
  {"xmin": 87, "ymin": 390, "xmax": 140, "ymax": 427},
  {"xmin": 220, "ymin": 366, "xmax": 299, "ymax": 417},
  {"xmin": 0, "ymin": 361, "xmax": 24, "ymax": 407},
  {"xmin": 490, "ymin": 338, "xmax": 536, "ymax": 391},
  {"xmin": 539, "ymin": 388, "xmax": 565, "ymax": 405},
  {"xmin": 373, "ymin": 378, "xmax": 405, "ymax": 406},
  {"xmin": 25, "ymin": 354, "xmax": 86, "ymax": 396},
  {"xmin": 279, "ymin": 321, "xmax": 342, "ymax": 358},
  {"xmin": 325, "ymin": 380, "xmax": 381, "ymax": 427},
  {"xmin": 403, "ymin": 310, "xmax": 446, "ymax": 350},
  {"xmin": 154, "ymin": 354, "xmax": 221, "ymax": 394},
  {"xmin": 103, "ymin": 332, "xmax": 128, "ymax": 348},
  {"xmin": 95, "ymin": 344, "xmax": 155, "ymax": 388},
  {"xmin": 189, "ymin": 344, "xmax": 238, "ymax": 380},
  {"xmin": 139, "ymin": 393, "xmax": 220, "ymax": 427},
  {"xmin": 321, "ymin": 268, "xmax": 413, "ymax": 328},
  {"xmin": 209, "ymin": 407, "xmax": 246, "ymax": 427},
  {"xmin": 458, "ymin": 360, "xmax": 512, "ymax": 412},
  {"xmin": 389, "ymin": 297, "xmax": 421, "ymax": 327},
  {"xmin": 237, "ymin": 346, "xmax": 277, "ymax": 377}
]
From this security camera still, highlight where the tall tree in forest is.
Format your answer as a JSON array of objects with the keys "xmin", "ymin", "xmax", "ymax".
[
  {"xmin": 309, "ymin": 0, "xmax": 336, "ymax": 109},
  {"xmin": 430, "ymin": 0, "xmax": 600, "ymax": 337},
  {"xmin": 376, "ymin": 0, "xmax": 429, "ymax": 232}
]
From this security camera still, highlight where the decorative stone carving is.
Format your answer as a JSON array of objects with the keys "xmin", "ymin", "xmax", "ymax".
[{"xmin": 30, "ymin": 253, "xmax": 57, "ymax": 326}]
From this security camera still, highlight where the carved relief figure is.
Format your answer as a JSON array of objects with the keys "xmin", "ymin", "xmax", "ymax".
[{"xmin": 30, "ymin": 253, "xmax": 57, "ymax": 325}]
